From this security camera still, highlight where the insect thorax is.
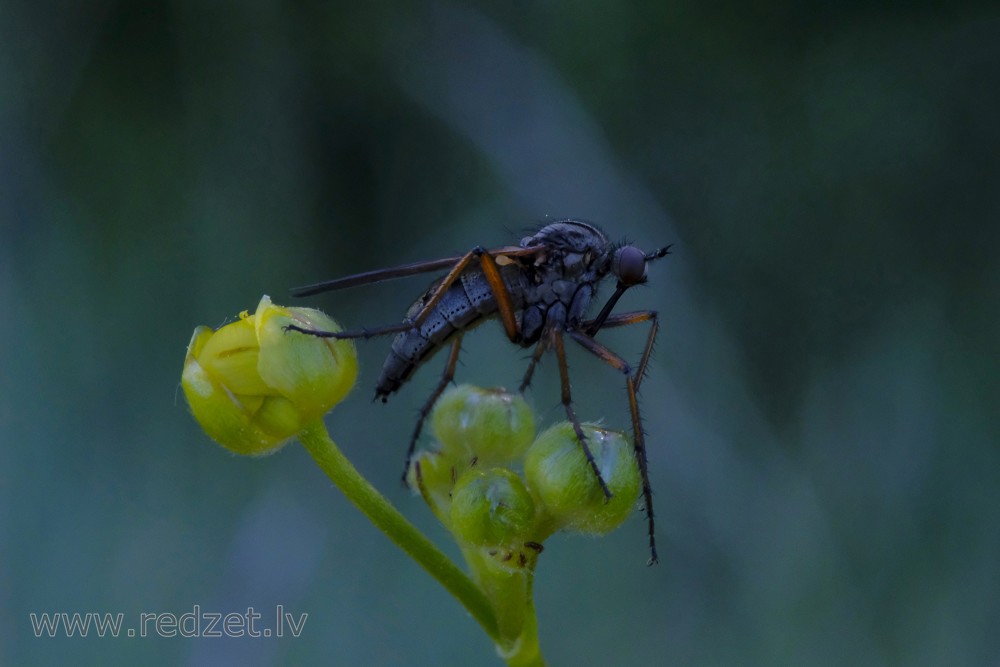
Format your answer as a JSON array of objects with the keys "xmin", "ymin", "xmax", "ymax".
[{"xmin": 517, "ymin": 221, "xmax": 613, "ymax": 343}]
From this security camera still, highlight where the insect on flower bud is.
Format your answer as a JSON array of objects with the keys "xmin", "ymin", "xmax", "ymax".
[
  {"xmin": 181, "ymin": 295, "xmax": 358, "ymax": 455},
  {"xmin": 449, "ymin": 468, "xmax": 536, "ymax": 549},
  {"xmin": 524, "ymin": 423, "xmax": 640, "ymax": 535},
  {"xmin": 430, "ymin": 385, "xmax": 535, "ymax": 467}
]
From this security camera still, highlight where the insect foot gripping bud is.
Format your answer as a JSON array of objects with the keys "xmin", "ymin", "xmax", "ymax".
[
  {"xmin": 525, "ymin": 423, "xmax": 641, "ymax": 536},
  {"xmin": 430, "ymin": 385, "xmax": 535, "ymax": 468},
  {"xmin": 182, "ymin": 295, "xmax": 358, "ymax": 455}
]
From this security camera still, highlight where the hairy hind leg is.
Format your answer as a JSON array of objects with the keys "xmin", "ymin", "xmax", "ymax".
[{"xmin": 567, "ymin": 319, "xmax": 660, "ymax": 565}]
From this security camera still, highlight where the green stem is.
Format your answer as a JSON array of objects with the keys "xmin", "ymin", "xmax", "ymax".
[
  {"xmin": 298, "ymin": 419, "xmax": 499, "ymax": 643},
  {"xmin": 499, "ymin": 600, "xmax": 543, "ymax": 667},
  {"xmin": 463, "ymin": 548, "xmax": 546, "ymax": 667}
]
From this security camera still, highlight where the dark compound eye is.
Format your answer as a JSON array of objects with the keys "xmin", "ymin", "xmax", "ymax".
[{"xmin": 614, "ymin": 246, "xmax": 647, "ymax": 285}]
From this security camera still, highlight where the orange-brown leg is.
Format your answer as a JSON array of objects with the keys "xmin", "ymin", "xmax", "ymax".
[
  {"xmin": 287, "ymin": 246, "xmax": 529, "ymax": 343},
  {"xmin": 580, "ymin": 309, "xmax": 659, "ymax": 391}
]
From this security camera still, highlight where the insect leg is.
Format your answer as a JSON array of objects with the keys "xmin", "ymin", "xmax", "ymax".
[
  {"xmin": 579, "ymin": 309, "xmax": 659, "ymax": 392},
  {"xmin": 551, "ymin": 326, "xmax": 613, "ymax": 499},
  {"xmin": 475, "ymin": 249, "xmax": 520, "ymax": 343},
  {"xmin": 285, "ymin": 250, "xmax": 485, "ymax": 339},
  {"xmin": 391, "ymin": 245, "xmax": 527, "ymax": 341},
  {"xmin": 284, "ymin": 321, "xmax": 416, "ymax": 339},
  {"xmin": 289, "ymin": 245, "xmax": 530, "ymax": 342},
  {"xmin": 566, "ymin": 328, "xmax": 659, "ymax": 565},
  {"xmin": 585, "ymin": 283, "xmax": 630, "ymax": 336},
  {"xmin": 401, "ymin": 333, "xmax": 464, "ymax": 484},
  {"xmin": 518, "ymin": 337, "xmax": 548, "ymax": 393}
]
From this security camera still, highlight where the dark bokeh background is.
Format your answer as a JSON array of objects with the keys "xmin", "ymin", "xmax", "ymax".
[{"xmin": 2, "ymin": 2, "xmax": 998, "ymax": 665}]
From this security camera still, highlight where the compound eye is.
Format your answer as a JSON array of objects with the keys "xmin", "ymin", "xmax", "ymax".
[{"xmin": 614, "ymin": 246, "xmax": 647, "ymax": 285}]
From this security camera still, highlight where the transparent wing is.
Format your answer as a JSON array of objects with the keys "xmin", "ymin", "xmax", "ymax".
[{"xmin": 290, "ymin": 245, "xmax": 540, "ymax": 297}]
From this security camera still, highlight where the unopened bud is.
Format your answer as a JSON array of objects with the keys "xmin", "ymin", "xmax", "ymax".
[
  {"xmin": 181, "ymin": 295, "xmax": 357, "ymax": 455},
  {"xmin": 449, "ymin": 468, "xmax": 536, "ymax": 548},
  {"xmin": 430, "ymin": 385, "xmax": 535, "ymax": 466},
  {"xmin": 524, "ymin": 423, "xmax": 640, "ymax": 535}
]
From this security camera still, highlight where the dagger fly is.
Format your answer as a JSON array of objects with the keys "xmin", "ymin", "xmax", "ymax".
[{"xmin": 287, "ymin": 220, "xmax": 670, "ymax": 564}]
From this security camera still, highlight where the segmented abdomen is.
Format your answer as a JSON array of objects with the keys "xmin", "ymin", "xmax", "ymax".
[{"xmin": 374, "ymin": 266, "xmax": 526, "ymax": 399}]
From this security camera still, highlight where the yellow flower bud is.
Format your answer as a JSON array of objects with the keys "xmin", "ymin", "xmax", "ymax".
[{"xmin": 182, "ymin": 295, "xmax": 358, "ymax": 455}]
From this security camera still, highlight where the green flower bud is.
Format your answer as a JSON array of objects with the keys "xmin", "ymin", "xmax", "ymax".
[
  {"xmin": 431, "ymin": 385, "xmax": 535, "ymax": 466},
  {"xmin": 524, "ymin": 423, "xmax": 640, "ymax": 535},
  {"xmin": 182, "ymin": 295, "xmax": 357, "ymax": 455},
  {"xmin": 449, "ymin": 468, "xmax": 536, "ymax": 549}
]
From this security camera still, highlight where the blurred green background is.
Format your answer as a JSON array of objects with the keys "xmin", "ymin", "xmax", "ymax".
[{"xmin": 2, "ymin": 1, "xmax": 998, "ymax": 665}]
